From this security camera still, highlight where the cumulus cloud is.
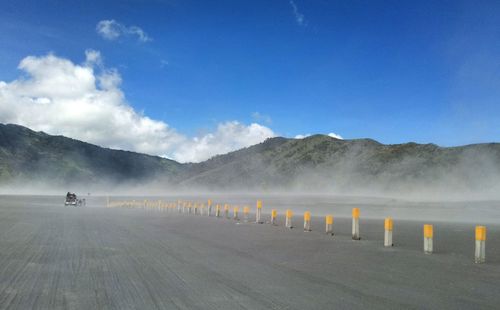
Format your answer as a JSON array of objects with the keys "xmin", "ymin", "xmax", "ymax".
[
  {"xmin": 251, "ymin": 111, "xmax": 272, "ymax": 124},
  {"xmin": 96, "ymin": 19, "xmax": 152, "ymax": 42},
  {"xmin": 294, "ymin": 134, "xmax": 311, "ymax": 139},
  {"xmin": 172, "ymin": 122, "xmax": 275, "ymax": 162},
  {"xmin": 328, "ymin": 132, "xmax": 343, "ymax": 139},
  {"xmin": 289, "ymin": 0, "xmax": 306, "ymax": 26},
  {"xmin": 0, "ymin": 51, "xmax": 275, "ymax": 163},
  {"xmin": 294, "ymin": 132, "xmax": 343, "ymax": 139}
]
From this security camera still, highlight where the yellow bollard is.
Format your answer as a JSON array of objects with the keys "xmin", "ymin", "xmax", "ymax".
[
  {"xmin": 325, "ymin": 215, "xmax": 333, "ymax": 235},
  {"xmin": 475, "ymin": 226, "xmax": 486, "ymax": 263},
  {"xmin": 243, "ymin": 206, "xmax": 250, "ymax": 222},
  {"xmin": 233, "ymin": 206, "xmax": 239, "ymax": 221},
  {"xmin": 215, "ymin": 204, "xmax": 221, "ymax": 218},
  {"xmin": 256, "ymin": 200, "xmax": 263, "ymax": 223},
  {"xmin": 352, "ymin": 208, "xmax": 360, "ymax": 240},
  {"xmin": 304, "ymin": 211, "xmax": 311, "ymax": 231},
  {"xmin": 271, "ymin": 209, "xmax": 277, "ymax": 225},
  {"xmin": 423, "ymin": 224, "xmax": 433, "ymax": 254},
  {"xmin": 384, "ymin": 218, "xmax": 393, "ymax": 247},
  {"xmin": 285, "ymin": 209, "xmax": 293, "ymax": 229},
  {"xmin": 207, "ymin": 199, "xmax": 213, "ymax": 216},
  {"xmin": 224, "ymin": 204, "xmax": 230, "ymax": 219}
]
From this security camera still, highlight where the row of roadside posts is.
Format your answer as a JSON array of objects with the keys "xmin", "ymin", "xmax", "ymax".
[{"xmin": 107, "ymin": 198, "xmax": 487, "ymax": 264}]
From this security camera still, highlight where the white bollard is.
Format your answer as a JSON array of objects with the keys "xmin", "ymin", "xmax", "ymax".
[
  {"xmin": 271, "ymin": 209, "xmax": 277, "ymax": 225},
  {"xmin": 303, "ymin": 211, "xmax": 311, "ymax": 232},
  {"xmin": 256, "ymin": 200, "xmax": 263, "ymax": 224},
  {"xmin": 215, "ymin": 204, "xmax": 221, "ymax": 218},
  {"xmin": 384, "ymin": 218, "xmax": 393, "ymax": 247},
  {"xmin": 285, "ymin": 209, "xmax": 293, "ymax": 229},
  {"xmin": 224, "ymin": 204, "xmax": 230, "ymax": 219},
  {"xmin": 243, "ymin": 206, "xmax": 250, "ymax": 222},
  {"xmin": 207, "ymin": 199, "xmax": 212, "ymax": 216},
  {"xmin": 325, "ymin": 215, "xmax": 333, "ymax": 235},
  {"xmin": 423, "ymin": 224, "xmax": 433, "ymax": 254},
  {"xmin": 352, "ymin": 208, "xmax": 360, "ymax": 240},
  {"xmin": 233, "ymin": 206, "xmax": 239, "ymax": 221},
  {"xmin": 475, "ymin": 226, "xmax": 486, "ymax": 263}
]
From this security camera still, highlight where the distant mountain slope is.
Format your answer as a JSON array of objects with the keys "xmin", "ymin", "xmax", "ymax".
[
  {"xmin": 184, "ymin": 135, "xmax": 500, "ymax": 194},
  {"xmin": 1, "ymin": 123, "xmax": 500, "ymax": 196},
  {"xmin": 0, "ymin": 123, "xmax": 182, "ymax": 185}
]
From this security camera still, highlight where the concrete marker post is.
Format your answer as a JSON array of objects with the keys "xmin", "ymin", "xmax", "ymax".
[
  {"xmin": 475, "ymin": 226, "xmax": 486, "ymax": 264},
  {"xmin": 285, "ymin": 209, "xmax": 293, "ymax": 229},
  {"xmin": 304, "ymin": 211, "xmax": 311, "ymax": 232},
  {"xmin": 256, "ymin": 200, "xmax": 263, "ymax": 224},
  {"xmin": 233, "ymin": 206, "xmax": 239, "ymax": 221},
  {"xmin": 271, "ymin": 209, "xmax": 277, "ymax": 225},
  {"xmin": 243, "ymin": 206, "xmax": 250, "ymax": 222},
  {"xmin": 215, "ymin": 204, "xmax": 221, "ymax": 218},
  {"xmin": 423, "ymin": 224, "xmax": 433, "ymax": 254},
  {"xmin": 352, "ymin": 208, "xmax": 360, "ymax": 240},
  {"xmin": 224, "ymin": 204, "xmax": 230, "ymax": 219},
  {"xmin": 325, "ymin": 215, "xmax": 333, "ymax": 235},
  {"xmin": 384, "ymin": 218, "xmax": 393, "ymax": 247},
  {"xmin": 207, "ymin": 199, "xmax": 212, "ymax": 216}
]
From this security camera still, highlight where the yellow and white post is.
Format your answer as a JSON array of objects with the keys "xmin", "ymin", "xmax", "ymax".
[
  {"xmin": 304, "ymin": 211, "xmax": 311, "ymax": 232},
  {"xmin": 423, "ymin": 224, "xmax": 433, "ymax": 254},
  {"xmin": 285, "ymin": 209, "xmax": 293, "ymax": 229},
  {"xmin": 224, "ymin": 204, "xmax": 230, "ymax": 219},
  {"xmin": 271, "ymin": 209, "xmax": 277, "ymax": 225},
  {"xmin": 215, "ymin": 204, "xmax": 221, "ymax": 218},
  {"xmin": 207, "ymin": 199, "xmax": 212, "ymax": 216},
  {"xmin": 475, "ymin": 226, "xmax": 486, "ymax": 264},
  {"xmin": 188, "ymin": 202, "xmax": 192, "ymax": 214},
  {"xmin": 233, "ymin": 206, "xmax": 239, "ymax": 221},
  {"xmin": 352, "ymin": 208, "xmax": 360, "ymax": 240},
  {"xmin": 256, "ymin": 200, "xmax": 263, "ymax": 224},
  {"xmin": 384, "ymin": 218, "xmax": 393, "ymax": 247},
  {"xmin": 243, "ymin": 206, "xmax": 250, "ymax": 222},
  {"xmin": 325, "ymin": 215, "xmax": 333, "ymax": 235},
  {"xmin": 201, "ymin": 203, "xmax": 206, "ymax": 216}
]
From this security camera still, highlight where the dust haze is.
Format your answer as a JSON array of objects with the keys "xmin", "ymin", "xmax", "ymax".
[{"xmin": 2, "ymin": 144, "xmax": 500, "ymax": 224}]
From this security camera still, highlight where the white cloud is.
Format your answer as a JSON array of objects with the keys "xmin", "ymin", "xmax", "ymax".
[
  {"xmin": 251, "ymin": 111, "xmax": 272, "ymax": 124},
  {"xmin": 294, "ymin": 134, "xmax": 310, "ymax": 139},
  {"xmin": 96, "ymin": 20, "xmax": 152, "ymax": 42},
  {"xmin": 328, "ymin": 132, "xmax": 343, "ymax": 139},
  {"xmin": 294, "ymin": 132, "xmax": 343, "ymax": 140},
  {"xmin": 289, "ymin": 0, "xmax": 306, "ymax": 26},
  {"xmin": 172, "ymin": 122, "xmax": 275, "ymax": 162},
  {"xmin": 0, "ymin": 51, "xmax": 275, "ymax": 163},
  {"xmin": 84, "ymin": 49, "xmax": 102, "ymax": 66}
]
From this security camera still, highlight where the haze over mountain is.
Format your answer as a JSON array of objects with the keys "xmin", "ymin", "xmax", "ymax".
[{"xmin": 1, "ymin": 123, "xmax": 500, "ymax": 199}]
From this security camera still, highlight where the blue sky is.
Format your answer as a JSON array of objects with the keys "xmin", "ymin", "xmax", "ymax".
[{"xmin": 0, "ymin": 0, "xmax": 499, "ymax": 161}]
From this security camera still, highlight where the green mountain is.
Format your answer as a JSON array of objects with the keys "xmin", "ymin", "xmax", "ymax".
[
  {"xmin": 2, "ymin": 123, "xmax": 500, "ymax": 196},
  {"xmin": 184, "ymin": 135, "xmax": 500, "ymax": 194},
  {"xmin": 0, "ymin": 123, "xmax": 182, "ymax": 186}
]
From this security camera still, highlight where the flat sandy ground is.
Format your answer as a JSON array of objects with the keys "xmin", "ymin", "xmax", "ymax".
[{"xmin": 0, "ymin": 195, "xmax": 499, "ymax": 309}]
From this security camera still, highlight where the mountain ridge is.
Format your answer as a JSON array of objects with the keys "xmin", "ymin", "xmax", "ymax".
[{"xmin": 1, "ymin": 123, "xmax": 500, "ymax": 196}]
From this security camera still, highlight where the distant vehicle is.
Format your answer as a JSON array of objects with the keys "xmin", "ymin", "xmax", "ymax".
[{"xmin": 65, "ymin": 192, "xmax": 78, "ymax": 206}]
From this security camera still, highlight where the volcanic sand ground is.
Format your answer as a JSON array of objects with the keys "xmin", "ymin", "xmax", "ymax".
[{"xmin": 0, "ymin": 195, "xmax": 499, "ymax": 309}]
